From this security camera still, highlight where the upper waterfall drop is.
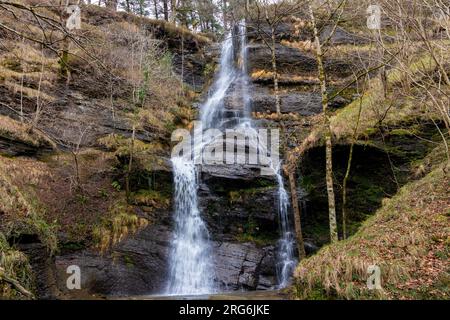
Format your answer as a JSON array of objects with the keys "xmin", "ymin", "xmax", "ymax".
[{"xmin": 200, "ymin": 34, "xmax": 236, "ymax": 129}]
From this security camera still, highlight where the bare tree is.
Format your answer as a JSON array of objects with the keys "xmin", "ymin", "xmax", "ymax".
[
  {"xmin": 288, "ymin": 171, "xmax": 306, "ymax": 259},
  {"xmin": 248, "ymin": 0, "xmax": 302, "ymax": 115},
  {"xmin": 307, "ymin": 0, "xmax": 349, "ymax": 243}
]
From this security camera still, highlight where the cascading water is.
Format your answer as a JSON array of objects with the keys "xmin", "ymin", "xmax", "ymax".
[
  {"xmin": 236, "ymin": 21, "xmax": 297, "ymax": 288},
  {"xmin": 166, "ymin": 158, "xmax": 215, "ymax": 295},
  {"xmin": 274, "ymin": 172, "xmax": 297, "ymax": 287},
  {"xmin": 167, "ymin": 21, "xmax": 297, "ymax": 295},
  {"xmin": 201, "ymin": 35, "xmax": 236, "ymax": 129},
  {"xmin": 166, "ymin": 32, "xmax": 236, "ymax": 295}
]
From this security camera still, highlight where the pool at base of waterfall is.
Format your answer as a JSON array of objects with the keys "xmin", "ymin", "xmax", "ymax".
[{"xmin": 119, "ymin": 289, "xmax": 289, "ymax": 300}]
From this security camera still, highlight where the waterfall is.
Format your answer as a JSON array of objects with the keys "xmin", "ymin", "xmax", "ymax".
[
  {"xmin": 236, "ymin": 20, "xmax": 298, "ymax": 288},
  {"xmin": 166, "ymin": 21, "xmax": 297, "ymax": 295},
  {"xmin": 274, "ymin": 171, "xmax": 297, "ymax": 288},
  {"xmin": 201, "ymin": 35, "xmax": 236, "ymax": 129},
  {"xmin": 166, "ymin": 32, "xmax": 236, "ymax": 295},
  {"xmin": 166, "ymin": 158, "xmax": 215, "ymax": 295}
]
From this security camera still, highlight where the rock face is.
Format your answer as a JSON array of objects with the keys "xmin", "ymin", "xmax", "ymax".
[
  {"xmin": 199, "ymin": 165, "xmax": 279, "ymax": 239},
  {"xmin": 319, "ymin": 26, "xmax": 369, "ymax": 45},
  {"xmin": 248, "ymin": 44, "xmax": 318, "ymax": 77},
  {"xmin": 52, "ymin": 226, "xmax": 278, "ymax": 297},
  {"xmin": 248, "ymin": 43, "xmax": 356, "ymax": 80},
  {"xmin": 27, "ymin": 19, "xmax": 371, "ymax": 299},
  {"xmin": 16, "ymin": 241, "xmax": 59, "ymax": 299},
  {"xmin": 251, "ymin": 84, "xmax": 323, "ymax": 115},
  {"xmin": 54, "ymin": 224, "xmax": 172, "ymax": 297},
  {"xmin": 0, "ymin": 135, "xmax": 53, "ymax": 157},
  {"xmin": 213, "ymin": 242, "xmax": 275, "ymax": 290},
  {"xmin": 48, "ymin": 160, "xmax": 281, "ymax": 297}
]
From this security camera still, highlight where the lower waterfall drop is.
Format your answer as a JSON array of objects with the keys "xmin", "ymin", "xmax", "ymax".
[
  {"xmin": 166, "ymin": 158, "xmax": 215, "ymax": 295},
  {"xmin": 275, "ymin": 171, "xmax": 297, "ymax": 288}
]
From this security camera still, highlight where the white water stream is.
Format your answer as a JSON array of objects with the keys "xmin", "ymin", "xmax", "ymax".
[{"xmin": 166, "ymin": 21, "xmax": 297, "ymax": 295}]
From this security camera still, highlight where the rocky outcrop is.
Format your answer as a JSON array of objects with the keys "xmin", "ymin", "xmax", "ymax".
[
  {"xmin": 54, "ymin": 224, "xmax": 172, "ymax": 297},
  {"xmin": 319, "ymin": 26, "xmax": 369, "ymax": 46},
  {"xmin": 0, "ymin": 135, "xmax": 53, "ymax": 157},
  {"xmin": 251, "ymin": 84, "xmax": 323, "ymax": 115},
  {"xmin": 213, "ymin": 242, "xmax": 275, "ymax": 290},
  {"xmin": 248, "ymin": 44, "xmax": 318, "ymax": 77},
  {"xmin": 52, "ymin": 227, "xmax": 277, "ymax": 297},
  {"xmin": 248, "ymin": 43, "xmax": 356, "ymax": 80}
]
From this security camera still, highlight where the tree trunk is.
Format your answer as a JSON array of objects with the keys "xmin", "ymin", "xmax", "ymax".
[
  {"xmin": 325, "ymin": 135, "xmax": 338, "ymax": 243},
  {"xmin": 153, "ymin": 0, "xmax": 159, "ymax": 19},
  {"xmin": 0, "ymin": 267, "xmax": 35, "ymax": 299},
  {"xmin": 163, "ymin": 0, "xmax": 169, "ymax": 20},
  {"xmin": 222, "ymin": 0, "xmax": 228, "ymax": 30},
  {"xmin": 342, "ymin": 144, "xmax": 353, "ymax": 240},
  {"xmin": 124, "ymin": 0, "xmax": 130, "ymax": 12},
  {"xmin": 170, "ymin": 0, "xmax": 178, "ymax": 23},
  {"xmin": 288, "ymin": 172, "xmax": 306, "ymax": 260},
  {"xmin": 342, "ymin": 94, "xmax": 364, "ymax": 240},
  {"xmin": 126, "ymin": 125, "xmax": 136, "ymax": 202},
  {"xmin": 309, "ymin": 5, "xmax": 338, "ymax": 243},
  {"xmin": 376, "ymin": 30, "xmax": 388, "ymax": 98},
  {"xmin": 270, "ymin": 27, "xmax": 281, "ymax": 115}
]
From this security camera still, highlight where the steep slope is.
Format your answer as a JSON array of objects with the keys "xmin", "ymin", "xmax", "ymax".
[
  {"xmin": 0, "ymin": 2, "xmax": 212, "ymax": 298},
  {"xmin": 293, "ymin": 151, "xmax": 449, "ymax": 300}
]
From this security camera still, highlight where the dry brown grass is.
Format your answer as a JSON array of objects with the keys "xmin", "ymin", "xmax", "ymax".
[
  {"xmin": 251, "ymin": 69, "xmax": 319, "ymax": 85},
  {"xmin": 0, "ymin": 233, "xmax": 34, "ymax": 299},
  {"xmin": 0, "ymin": 115, "xmax": 53, "ymax": 147},
  {"xmin": 281, "ymin": 39, "xmax": 316, "ymax": 53},
  {"xmin": 286, "ymin": 50, "xmax": 448, "ymax": 169},
  {"xmin": 92, "ymin": 200, "xmax": 148, "ymax": 253},
  {"xmin": 0, "ymin": 156, "xmax": 58, "ymax": 253}
]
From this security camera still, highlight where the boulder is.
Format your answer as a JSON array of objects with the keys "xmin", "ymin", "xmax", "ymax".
[{"xmin": 212, "ymin": 242, "xmax": 276, "ymax": 290}]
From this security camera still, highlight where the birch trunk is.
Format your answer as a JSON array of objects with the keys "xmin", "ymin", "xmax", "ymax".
[
  {"xmin": 309, "ymin": 5, "xmax": 338, "ymax": 243},
  {"xmin": 288, "ymin": 172, "xmax": 306, "ymax": 259}
]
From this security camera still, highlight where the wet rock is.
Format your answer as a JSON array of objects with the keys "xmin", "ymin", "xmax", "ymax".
[
  {"xmin": 248, "ymin": 44, "xmax": 317, "ymax": 76},
  {"xmin": 213, "ymin": 242, "xmax": 276, "ymax": 290},
  {"xmin": 304, "ymin": 241, "xmax": 319, "ymax": 255},
  {"xmin": 199, "ymin": 184, "xmax": 278, "ymax": 239},
  {"xmin": 320, "ymin": 26, "xmax": 368, "ymax": 46},
  {"xmin": 52, "ymin": 227, "xmax": 278, "ymax": 296},
  {"xmin": 199, "ymin": 164, "xmax": 279, "ymax": 237},
  {"xmin": 201, "ymin": 164, "xmax": 277, "ymax": 185},
  {"xmin": 251, "ymin": 84, "xmax": 323, "ymax": 116},
  {"xmin": 257, "ymin": 249, "xmax": 277, "ymax": 290},
  {"xmin": 0, "ymin": 135, "xmax": 53, "ymax": 157},
  {"xmin": 54, "ymin": 224, "xmax": 172, "ymax": 297}
]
